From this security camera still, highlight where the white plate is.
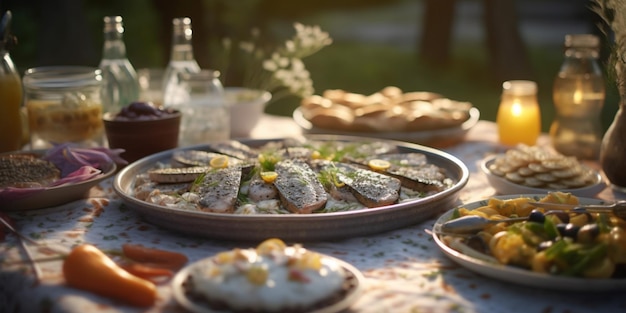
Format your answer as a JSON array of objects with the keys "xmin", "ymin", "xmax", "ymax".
[
  {"xmin": 1, "ymin": 152, "xmax": 117, "ymax": 211},
  {"xmin": 114, "ymin": 135, "xmax": 469, "ymax": 242},
  {"xmin": 432, "ymin": 194, "xmax": 626, "ymax": 291},
  {"xmin": 293, "ymin": 107, "xmax": 480, "ymax": 148},
  {"xmin": 481, "ymin": 155, "xmax": 606, "ymax": 197},
  {"xmin": 171, "ymin": 253, "xmax": 364, "ymax": 313}
]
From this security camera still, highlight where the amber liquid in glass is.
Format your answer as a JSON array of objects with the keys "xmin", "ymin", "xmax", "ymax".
[{"xmin": 0, "ymin": 74, "xmax": 23, "ymax": 152}]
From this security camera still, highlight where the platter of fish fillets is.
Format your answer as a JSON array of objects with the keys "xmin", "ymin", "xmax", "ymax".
[{"xmin": 113, "ymin": 135, "xmax": 469, "ymax": 241}]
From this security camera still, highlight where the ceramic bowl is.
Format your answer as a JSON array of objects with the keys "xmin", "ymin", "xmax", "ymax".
[
  {"xmin": 103, "ymin": 110, "xmax": 181, "ymax": 163},
  {"xmin": 226, "ymin": 87, "xmax": 272, "ymax": 138}
]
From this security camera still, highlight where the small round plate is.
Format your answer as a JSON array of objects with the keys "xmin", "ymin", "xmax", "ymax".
[
  {"xmin": 432, "ymin": 194, "xmax": 626, "ymax": 291},
  {"xmin": 0, "ymin": 151, "xmax": 117, "ymax": 211},
  {"xmin": 171, "ymin": 254, "xmax": 364, "ymax": 313},
  {"xmin": 293, "ymin": 107, "xmax": 480, "ymax": 148},
  {"xmin": 481, "ymin": 155, "xmax": 606, "ymax": 197}
]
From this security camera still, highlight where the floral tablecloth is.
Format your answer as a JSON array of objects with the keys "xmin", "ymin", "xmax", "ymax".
[{"xmin": 1, "ymin": 116, "xmax": 625, "ymax": 313}]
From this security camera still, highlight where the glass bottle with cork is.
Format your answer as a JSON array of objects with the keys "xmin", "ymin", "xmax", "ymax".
[
  {"xmin": 99, "ymin": 15, "xmax": 140, "ymax": 114},
  {"xmin": 551, "ymin": 34, "xmax": 605, "ymax": 160},
  {"xmin": 162, "ymin": 17, "xmax": 201, "ymax": 107},
  {"xmin": 0, "ymin": 11, "xmax": 23, "ymax": 152}
]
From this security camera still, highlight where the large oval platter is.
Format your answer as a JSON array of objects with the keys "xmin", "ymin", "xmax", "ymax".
[
  {"xmin": 432, "ymin": 194, "xmax": 626, "ymax": 291},
  {"xmin": 114, "ymin": 135, "xmax": 469, "ymax": 242}
]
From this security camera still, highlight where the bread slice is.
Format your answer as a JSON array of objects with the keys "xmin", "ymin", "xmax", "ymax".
[{"xmin": 0, "ymin": 154, "xmax": 61, "ymax": 188}]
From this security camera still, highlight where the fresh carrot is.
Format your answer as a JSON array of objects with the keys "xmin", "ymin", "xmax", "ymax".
[
  {"xmin": 119, "ymin": 262, "xmax": 174, "ymax": 283},
  {"xmin": 121, "ymin": 243, "xmax": 188, "ymax": 270},
  {"xmin": 62, "ymin": 244, "xmax": 157, "ymax": 307}
]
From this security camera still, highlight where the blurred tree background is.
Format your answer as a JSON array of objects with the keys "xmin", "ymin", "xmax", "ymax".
[{"xmin": 0, "ymin": 0, "xmax": 619, "ymax": 133}]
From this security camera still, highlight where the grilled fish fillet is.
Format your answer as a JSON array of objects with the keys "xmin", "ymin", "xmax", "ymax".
[
  {"xmin": 350, "ymin": 153, "xmax": 448, "ymax": 193},
  {"xmin": 0, "ymin": 154, "xmax": 61, "ymax": 188},
  {"xmin": 192, "ymin": 167, "xmax": 242, "ymax": 213},
  {"xmin": 334, "ymin": 163, "xmax": 401, "ymax": 208},
  {"xmin": 148, "ymin": 166, "xmax": 209, "ymax": 183},
  {"xmin": 274, "ymin": 159, "xmax": 327, "ymax": 214},
  {"xmin": 247, "ymin": 173, "xmax": 278, "ymax": 202},
  {"xmin": 313, "ymin": 160, "xmax": 401, "ymax": 208}
]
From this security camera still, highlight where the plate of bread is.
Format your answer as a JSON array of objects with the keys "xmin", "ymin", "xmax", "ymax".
[{"xmin": 294, "ymin": 86, "xmax": 479, "ymax": 148}]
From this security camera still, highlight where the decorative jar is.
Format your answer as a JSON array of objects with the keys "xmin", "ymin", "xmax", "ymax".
[{"xmin": 23, "ymin": 66, "xmax": 104, "ymax": 149}]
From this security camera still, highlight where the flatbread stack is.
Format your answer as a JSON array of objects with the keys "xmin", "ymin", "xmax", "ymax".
[{"xmin": 299, "ymin": 86, "xmax": 473, "ymax": 132}]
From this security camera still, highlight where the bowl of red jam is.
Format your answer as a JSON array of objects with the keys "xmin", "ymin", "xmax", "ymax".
[{"xmin": 103, "ymin": 102, "xmax": 181, "ymax": 162}]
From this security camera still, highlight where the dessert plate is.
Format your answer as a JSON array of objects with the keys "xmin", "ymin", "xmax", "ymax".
[{"xmin": 171, "ymin": 254, "xmax": 364, "ymax": 313}]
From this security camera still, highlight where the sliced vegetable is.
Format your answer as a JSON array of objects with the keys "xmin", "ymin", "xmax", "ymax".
[
  {"xmin": 119, "ymin": 262, "xmax": 174, "ymax": 283},
  {"xmin": 62, "ymin": 244, "xmax": 157, "ymax": 307},
  {"xmin": 121, "ymin": 244, "xmax": 188, "ymax": 270},
  {"xmin": 260, "ymin": 171, "xmax": 278, "ymax": 183}
]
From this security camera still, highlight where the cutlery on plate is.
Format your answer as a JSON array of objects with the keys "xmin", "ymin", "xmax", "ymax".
[{"xmin": 528, "ymin": 201, "xmax": 626, "ymax": 220}]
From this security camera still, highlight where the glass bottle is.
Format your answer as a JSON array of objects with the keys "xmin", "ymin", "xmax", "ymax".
[
  {"xmin": 99, "ymin": 16, "xmax": 140, "ymax": 114},
  {"xmin": 551, "ymin": 34, "xmax": 605, "ymax": 160},
  {"xmin": 170, "ymin": 70, "xmax": 227, "ymax": 146},
  {"xmin": 162, "ymin": 17, "xmax": 200, "ymax": 107},
  {"xmin": 0, "ymin": 11, "xmax": 23, "ymax": 152},
  {"xmin": 496, "ymin": 80, "xmax": 542, "ymax": 146}
]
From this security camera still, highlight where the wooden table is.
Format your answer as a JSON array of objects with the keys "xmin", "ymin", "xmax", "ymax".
[{"xmin": 1, "ymin": 115, "xmax": 625, "ymax": 313}]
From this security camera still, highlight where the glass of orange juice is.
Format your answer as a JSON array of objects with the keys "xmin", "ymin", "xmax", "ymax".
[{"xmin": 496, "ymin": 80, "xmax": 542, "ymax": 146}]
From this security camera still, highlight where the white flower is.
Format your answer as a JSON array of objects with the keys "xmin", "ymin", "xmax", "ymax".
[{"xmin": 213, "ymin": 22, "xmax": 332, "ymax": 104}]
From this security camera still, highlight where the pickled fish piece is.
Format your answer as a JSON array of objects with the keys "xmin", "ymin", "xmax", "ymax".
[
  {"xmin": 385, "ymin": 165, "xmax": 447, "ymax": 192},
  {"xmin": 350, "ymin": 153, "xmax": 448, "ymax": 193},
  {"xmin": 148, "ymin": 166, "xmax": 209, "ymax": 183},
  {"xmin": 192, "ymin": 167, "xmax": 242, "ymax": 213},
  {"xmin": 172, "ymin": 150, "xmax": 243, "ymax": 167},
  {"xmin": 206, "ymin": 140, "xmax": 259, "ymax": 160},
  {"xmin": 334, "ymin": 163, "xmax": 401, "ymax": 208},
  {"xmin": 247, "ymin": 173, "xmax": 279, "ymax": 202},
  {"xmin": 313, "ymin": 160, "xmax": 400, "ymax": 208},
  {"xmin": 274, "ymin": 159, "xmax": 327, "ymax": 214}
]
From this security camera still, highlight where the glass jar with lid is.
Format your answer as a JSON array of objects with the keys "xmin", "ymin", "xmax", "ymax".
[
  {"xmin": 23, "ymin": 66, "xmax": 105, "ymax": 149},
  {"xmin": 165, "ymin": 69, "xmax": 227, "ymax": 146}
]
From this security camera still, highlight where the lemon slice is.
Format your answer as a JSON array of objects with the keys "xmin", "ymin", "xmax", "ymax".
[
  {"xmin": 209, "ymin": 156, "xmax": 229, "ymax": 168},
  {"xmin": 256, "ymin": 238, "xmax": 286, "ymax": 255},
  {"xmin": 368, "ymin": 159, "xmax": 391, "ymax": 171},
  {"xmin": 260, "ymin": 171, "xmax": 278, "ymax": 183}
]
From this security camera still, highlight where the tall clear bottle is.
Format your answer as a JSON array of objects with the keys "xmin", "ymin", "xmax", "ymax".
[
  {"xmin": 550, "ymin": 34, "xmax": 605, "ymax": 160},
  {"xmin": 99, "ymin": 16, "xmax": 139, "ymax": 114},
  {"xmin": 0, "ymin": 11, "xmax": 23, "ymax": 152},
  {"xmin": 162, "ymin": 17, "xmax": 200, "ymax": 107}
]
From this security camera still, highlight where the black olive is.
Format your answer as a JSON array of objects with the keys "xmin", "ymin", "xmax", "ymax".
[
  {"xmin": 556, "ymin": 223, "xmax": 580, "ymax": 239},
  {"xmin": 528, "ymin": 209, "xmax": 545, "ymax": 223},
  {"xmin": 577, "ymin": 224, "xmax": 600, "ymax": 244}
]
